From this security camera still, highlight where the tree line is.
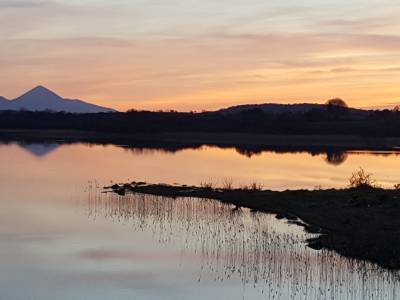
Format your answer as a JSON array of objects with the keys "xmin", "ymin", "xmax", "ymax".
[{"xmin": 0, "ymin": 106, "xmax": 400, "ymax": 137}]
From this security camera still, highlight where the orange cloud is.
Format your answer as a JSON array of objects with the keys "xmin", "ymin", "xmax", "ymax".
[{"xmin": 1, "ymin": 33, "xmax": 400, "ymax": 110}]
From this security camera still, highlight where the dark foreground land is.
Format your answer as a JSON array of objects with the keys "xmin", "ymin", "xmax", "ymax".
[{"xmin": 106, "ymin": 182, "xmax": 400, "ymax": 271}]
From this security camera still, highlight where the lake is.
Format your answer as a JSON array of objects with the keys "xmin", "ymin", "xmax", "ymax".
[{"xmin": 0, "ymin": 142, "xmax": 399, "ymax": 299}]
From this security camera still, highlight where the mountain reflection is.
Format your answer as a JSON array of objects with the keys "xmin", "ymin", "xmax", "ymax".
[
  {"xmin": 18, "ymin": 142, "xmax": 61, "ymax": 157},
  {"xmin": 86, "ymin": 188, "xmax": 400, "ymax": 300}
]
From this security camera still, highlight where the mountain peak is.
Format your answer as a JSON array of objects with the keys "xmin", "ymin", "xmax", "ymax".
[
  {"xmin": 20, "ymin": 85, "xmax": 62, "ymax": 101},
  {"xmin": 32, "ymin": 85, "xmax": 51, "ymax": 92}
]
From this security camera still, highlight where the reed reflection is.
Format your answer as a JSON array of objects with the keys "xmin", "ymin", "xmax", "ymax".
[{"xmin": 85, "ymin": 187, "xmax": 400, "ymax": 300}]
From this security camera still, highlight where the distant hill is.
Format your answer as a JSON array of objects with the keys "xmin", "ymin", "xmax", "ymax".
[
  {"xmin": 218, "ymin": 103, "xmax": 368, "ymax": 116},
  {"xmin": 0, "ymin": 86, "xmax": 116, "ymax": 113},
  {"xmin": 219, "ymin": 103, "xmax": 324, "ymax": 114}
]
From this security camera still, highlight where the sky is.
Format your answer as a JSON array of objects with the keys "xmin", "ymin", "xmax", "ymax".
[{"xmin": 1, "ymin": 0, "xmax": 400, "ymax": 111}]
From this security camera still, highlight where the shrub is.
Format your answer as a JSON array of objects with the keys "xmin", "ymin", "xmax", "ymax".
[
  {"xmin": 348, "ymin": 168, "xmax": 375, "ymax": 189},
  {"xmin": 326, "ymin": 98, "xmax": 348, "ymax": 108}
]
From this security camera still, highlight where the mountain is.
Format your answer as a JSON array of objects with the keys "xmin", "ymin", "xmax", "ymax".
[
  {"xmin": 0, "ymin": 96, "xmax": 9, "ymax": 110},
  {"xmin": 0, "ymin": 86, "xmax": 116, "ymax": 113}
]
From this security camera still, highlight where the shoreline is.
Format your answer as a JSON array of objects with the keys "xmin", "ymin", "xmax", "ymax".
[
  {"xmin": 1, "ymin": 129, "xmax": 400, "ymax": 151},
  {"xmin": 105, "ymin": 182, "xmax": 400, "ymax": 271}
]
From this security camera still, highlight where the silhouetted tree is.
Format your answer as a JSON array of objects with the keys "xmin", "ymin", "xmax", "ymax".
[
  {"xmin": 326, "ymin": 98, "xmax": 349, "ymax": 119},
  {"xmin": 326, "ymin": 98, "xmax": 348, "ymax": 108}
]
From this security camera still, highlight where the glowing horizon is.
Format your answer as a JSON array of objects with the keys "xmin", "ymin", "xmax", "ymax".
[{"xmin": 1, "ymin": 0, "xmax": 400, "ymax": 111}]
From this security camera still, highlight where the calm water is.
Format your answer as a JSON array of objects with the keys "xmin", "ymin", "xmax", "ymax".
[{"xmin": 0, "ymin": 142, "xmax": 399, "ymax": 300}]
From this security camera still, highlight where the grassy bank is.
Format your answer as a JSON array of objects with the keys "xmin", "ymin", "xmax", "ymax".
[{"xmin": 106, "ymin": 181, "xmax": 400, "ymax": 270}]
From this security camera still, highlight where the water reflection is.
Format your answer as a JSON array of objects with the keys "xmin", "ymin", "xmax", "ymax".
[
  {"xmin": 325, "ymin": 151, "xmax": 348, "ymax": 165},
  {"xmin": 18, "ymin": 143, "xmax": 61, "ymax": 157},
  {"xmin": 4, "ymin": 140, "xmax": 400, "ymax": 166},
  {"xmin": 119, "ymin": 145, "xmax": 382, "ymax": 166},
  {"xmin": 86, "ymin": 187, "xmax": 400, "ymax": 300},
  {"xmin": 2, "ymin": 141, "xmax": 400, "ymax": 190}
]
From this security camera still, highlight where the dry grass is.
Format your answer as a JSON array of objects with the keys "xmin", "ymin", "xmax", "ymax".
[
  {"xmin": 249, "ymin": 182, "xmax": 264, "ymax": 191},
  {"xmin": 200, "ymin": 178, "xmax": 264, "ymax": 191},
  {"xmin": 200, "ymin": 178, "xmax": 215, "ymax": 189},
  {"xmin": 239, "ymin": 181, "xmax": 264, "ymax": 191},
  {"xmin": 221, "ymin": 177, "xmax": 234, "ymax": 190}
]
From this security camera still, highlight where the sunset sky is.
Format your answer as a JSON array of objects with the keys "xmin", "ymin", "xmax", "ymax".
[{"xmin": 1, "ymin": 0, "xmax": 400, "ymax": 111}]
